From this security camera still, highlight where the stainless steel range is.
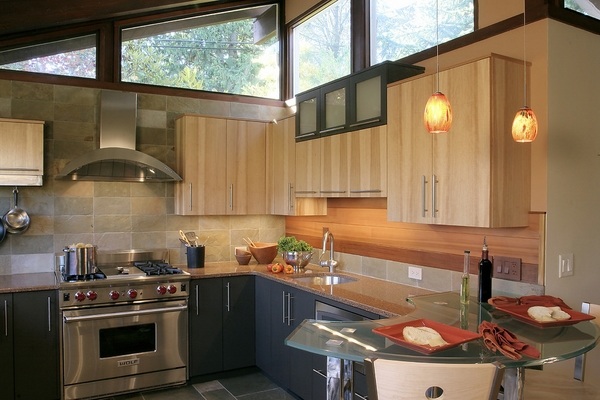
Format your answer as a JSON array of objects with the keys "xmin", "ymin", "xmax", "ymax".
[{"xmin": 58, "ymin": 249, "xmax": 190, "ymax": 400}]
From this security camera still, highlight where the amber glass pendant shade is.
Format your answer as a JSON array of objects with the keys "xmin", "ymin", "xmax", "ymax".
[
  {"xmin": 424, "ymin": 91, "xmax": 453, "ymax": 133},
  {"xmin": 511, "ymin": 106, "xmax": 538, "ymax": 142}
]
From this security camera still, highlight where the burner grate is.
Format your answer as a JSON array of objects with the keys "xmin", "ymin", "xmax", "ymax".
[{"xmin": 133, "ymin": 261, "xmax": 183, "ymax": 276}]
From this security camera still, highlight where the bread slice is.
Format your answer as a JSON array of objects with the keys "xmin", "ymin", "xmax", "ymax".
[
  {"xmin": 403, "ymin": 326, "xmax": 448, "ymax": 347},
  {"xmin": 527, "ymin": 305, "xmax": 571, "ymax": 322}
]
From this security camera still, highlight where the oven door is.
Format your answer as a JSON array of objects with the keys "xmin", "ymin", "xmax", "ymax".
[{"xmin": 62, "ymin": 299, "xmax": 188, "ymax": 386}]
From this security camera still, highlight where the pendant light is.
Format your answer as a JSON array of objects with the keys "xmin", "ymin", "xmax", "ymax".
[
  {"xmin": 424, "ymin": 0, "xmax": 452, "ymax": 133},
  {"xmin": 512, "ymin": 0, "xmax": 538, "ymax": 142}
]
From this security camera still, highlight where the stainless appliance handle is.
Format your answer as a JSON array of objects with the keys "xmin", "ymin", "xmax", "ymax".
[
  {"xmin": 225, "ymin": 281, "xmax": 230, "ymax": 312},
  {"xmin": 47, "ymin": 296, "xmax": 52, "ymax": 332},
  {"xmin": 287, "ymin": 292, "xmax": 294, "ymax": 326},
  {"xmin": 63, "ymin": 304, "xmax": 188, "ymax": 323},
  {"xmin": 3, "ymin": 300, "xmax": 7, "ymax": 337}
]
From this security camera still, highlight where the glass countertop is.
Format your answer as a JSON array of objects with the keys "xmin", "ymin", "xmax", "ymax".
[{"xmin": 285, "ymin": 292, "xmax": 599, "ymax": 368}]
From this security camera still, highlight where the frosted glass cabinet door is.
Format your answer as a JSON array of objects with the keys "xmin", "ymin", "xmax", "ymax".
[
  {"xmin": 297, "ymin": 96, "xmax": 318, "ymax": 140},
  {"xmin": 322, "ymin": 79, "xmax": 347, "ymax": 135},
  {"xmin": 355, "ymin": 75, "xmax": 381, "ymax": 123}
]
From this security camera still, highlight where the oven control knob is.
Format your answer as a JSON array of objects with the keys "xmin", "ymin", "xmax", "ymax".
[
  {"xmin": 109, "ymin": 290, "xmax": 120, "ymax": 300},
  {"xmin": 167, "ymin": 285, "xmax": 177, "ymax": 294},
  {"xmin": 86, "ymin": 291, "xmax": 98, "ymax": 301},
  {"xmin": 127, "ymin": 289, "xmax": 138, "ymax": 299},
  {"xmin": 157, "ymin": 285, "xmax": 167, "ymax": 295},
  {"xmin": 75, "ymin": 291, "xmax": 86, "ymax": 302}
]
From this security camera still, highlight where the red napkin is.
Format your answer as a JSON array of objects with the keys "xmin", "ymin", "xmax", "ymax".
[
  {"xmin": 478, "ymin": 321, "xmax": 541, "ymax": 360},
  {"xmin": 488, "ymin": 295, "xmax": 571, "ymax": 309}
]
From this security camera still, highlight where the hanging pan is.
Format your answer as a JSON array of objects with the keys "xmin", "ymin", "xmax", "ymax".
[
  {"xmin": 0, "ymin": 219, "xmax": 6, "ymax": 244},
  {"xmin": 3, "ymin": 187, "xmax": 31, "ymax": 234}
]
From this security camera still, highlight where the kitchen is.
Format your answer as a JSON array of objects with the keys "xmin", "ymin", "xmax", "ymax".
[{"xmin": 0, "ymin": 0, "xmax": 599, "ymax": 399}]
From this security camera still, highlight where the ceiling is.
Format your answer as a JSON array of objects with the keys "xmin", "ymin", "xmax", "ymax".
[{"xmin": 0, "ymin": 0, "xmax": 231, "ymax": 37}]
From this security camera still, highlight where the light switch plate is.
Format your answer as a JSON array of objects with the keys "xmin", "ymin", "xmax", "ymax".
[{"xmin": 559, "ymin": 253, "xmax": 574, "ymax": 277}]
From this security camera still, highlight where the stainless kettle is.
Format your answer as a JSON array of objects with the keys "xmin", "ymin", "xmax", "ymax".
[{"xmin": 63, "ymin": 245, "xmax": 97, "ymax": 276}]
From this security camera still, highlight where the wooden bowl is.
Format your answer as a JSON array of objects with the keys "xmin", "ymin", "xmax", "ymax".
[
  {"xmin": 235, "ymin": 253, "xmax": 252, "ymax": 265},
  {"xmin": 248, "ymin": 242, "xmax": 278, "ymax": 264}
]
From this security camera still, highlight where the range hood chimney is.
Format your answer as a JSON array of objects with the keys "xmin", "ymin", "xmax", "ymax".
[{"xmin": 56, "ymin": 90, "xmax": 182, "ymax": 182}]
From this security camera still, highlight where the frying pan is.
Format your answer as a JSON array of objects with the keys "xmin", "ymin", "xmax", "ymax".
[
  {"xmin": 3, "ymin": 187, "xmax": 30, "ymax": 234},
  {"xmin": 0, "ymin": 219, "xmax": 6, "ymax": 244}
]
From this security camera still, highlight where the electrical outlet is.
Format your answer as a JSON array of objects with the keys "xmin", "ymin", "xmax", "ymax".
[
  {"xmin": 559, "ymin": 253, "xmax": 574, "ymax": 277},
  {"xmin": 493, "ymin": 256, "xmax": 522, "ymax": 281},
  {"xmin": 408, "ymin": 266, "xmax": 422, "ymax": 280}
]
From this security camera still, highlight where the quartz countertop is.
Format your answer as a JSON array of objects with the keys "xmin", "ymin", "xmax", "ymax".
[{"xmin": 0, "ymin": 261, "xmax": 433, "ymax": 317}]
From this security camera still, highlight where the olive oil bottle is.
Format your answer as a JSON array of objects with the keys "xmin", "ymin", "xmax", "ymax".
[
  {"xmin": 478, "ymin": 237, "xmax": 493, "ymax": 303},
  {"xmin": 460, "ymin": 250, "xmax": 470, "ymax": 304}
]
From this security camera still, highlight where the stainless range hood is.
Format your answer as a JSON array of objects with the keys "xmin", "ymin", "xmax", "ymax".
[{"xmin": 56, "ymin": 90, "xmax": 182, "ymax": 182}]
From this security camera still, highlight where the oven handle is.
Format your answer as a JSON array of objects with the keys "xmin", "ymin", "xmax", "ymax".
[{"xmin": 63, "ymin": 304, "xmax": 188, "ymax": 323}]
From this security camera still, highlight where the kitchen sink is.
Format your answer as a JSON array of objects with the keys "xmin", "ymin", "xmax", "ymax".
[{"xmin": 291, "ymin": 273, "xmax": 357, "ymax": 286}]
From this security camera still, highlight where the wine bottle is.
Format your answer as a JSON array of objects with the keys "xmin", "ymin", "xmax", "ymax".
[
  {"xmin": 460, "ymin": 250, "xmax": 470, "ymax": 304},
  {"xmin": 478, "ymin": 237, "xmax": 493, "ymax": 303}
]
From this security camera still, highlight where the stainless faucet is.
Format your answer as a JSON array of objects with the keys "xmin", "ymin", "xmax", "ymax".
[{"xmin": 319, "ymin": 229, "xmax": 338, "ymax": 273}]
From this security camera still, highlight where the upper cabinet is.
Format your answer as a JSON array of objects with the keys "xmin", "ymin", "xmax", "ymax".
[
  {"xmin": 0, "ymin": 118, "xmax": 44, "ymax": 186},
  {"xmin": 295, "ymin": 61, "xmax": 424, "ymax": 141},
  {"xmin": 175, "ymin": 115, "xmax": 267, "ymax": 215},
  {"xmin": 387, "ymin": 55, "xmax": 531, "ymax": 228}
]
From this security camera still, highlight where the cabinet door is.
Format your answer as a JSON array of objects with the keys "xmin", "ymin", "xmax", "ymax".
[
  {"xmin": 226, "ymin": 120, "xmax": 267, "ymax": 214},
  {"xmin": 433, "ymin": 59, "xmax": 492, "ymax": 226},
  {"xmin": 348, "ymin": 126, "xmax": 387, "ymax": 197},
  {"xmin": 320, "ymin": 134, "xmax": 349, "ymax": 197},
  {"xmin": 387, "ymin": 76, "xmax": 434, "ymax": 224},
  {"xmin": 0, "ymin": 294, "xmax": 14, "ymax": 400},
  {"xmin": 0, "ymin": 118, "xmax": 44, "ymax": 186},
  {"xmin": 267, "ymin": 116, "xmax": 296, "ymax": 215},
  {"xmin": 255, "ymin": 277, "xmax": 272, "ymax": 373},
  {"xmin": 175, "ymin": 116, "xmax": 228, "ymax": 215},
  {"xmin": 223, "ymin": 275, "xmax": 255, "ymax": 370},
  {"xmin": 189, "ymin": 278, "xmax": 223, "ymax": 376},
  {"xmin": 295, "ymin": 139, "xmax": 321, "ymax": 197},
  {"xmin": 13, "ymin": 290, "xmax": 59, "ymax": 400}
]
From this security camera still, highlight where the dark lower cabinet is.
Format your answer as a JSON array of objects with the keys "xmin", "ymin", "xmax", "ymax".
[
  {"xmin": 4, "ymin": 290, "xmax": 60, "ymax": 400},
  {"xmin": 189, "ymin": 276, "xmax": 255, "ymax": 377},
  {"xmin": 0, "ymin": 293, "xmax": 14, "ymax": 399}
]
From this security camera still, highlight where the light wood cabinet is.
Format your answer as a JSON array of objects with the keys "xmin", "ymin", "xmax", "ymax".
[
  {"xmin": 0, "ymin": 118, "xmax": 44, "ymax": 186},
  {"xmin": 387, "ymin": 55, "xmax": 531, "ymax": 227},
  {"xmin": 175, "ymin": 115, "xmax": 266, "ymax": 215},
  {"xmin": 295, "ymin": 138, "xmax": 321, "ymax": 198},
  {"xmin": 319, "ymin": 126, "xmax": 387, "ymax": 198},
  {"xmin": 266, "ymin": 116, "xmax": 326, "ymax": 215}
]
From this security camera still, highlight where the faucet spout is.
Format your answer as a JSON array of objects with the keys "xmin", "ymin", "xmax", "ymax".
[{"xmin": 320, "ymin": 230, "xmax": 337, "ymax": 273}]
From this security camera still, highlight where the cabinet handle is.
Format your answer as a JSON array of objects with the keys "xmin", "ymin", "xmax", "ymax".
[
  {"xmin": 295, "ymin": 190, "xmax": 318, "ymax": 194},
  {"xmin": 3, "ymin": 300, "xmax": 7, "ymax": 337},
  {"xmin": 320, "ymin": 190, "xmax": 346, "ymax": 194},
  {"xmin": 282, "ymin": 291, "xmax": 286, "ymax": 324},
  {"xmin": 349, "ymin": 117, "xmax": 381, "ymax": 128},
  {"xmin": 320, "ymin": 126, "xmax": 345, "ymax": 134},
  {"xmin": 287, "ymin": 293, "xmax": 294, "ymax": 326},
  {"xmin": 229, "ymin": 184, "xmax": 234, "ymax": 210},
  {"xmin": 47, "ymin": 296, "xmax": 51, "ymax": 332},
  {"xmin": 0, "ymin": 167, "xmax": 41, "ymax": 172},
  {"xmin": 189, "ymin": 183, "xmax": 193, "ymax": 211},
  {"xmin": 195, "ymin": 284, "xmax": 199, "ymax": 316},
  {"xmin": 349, "ymin": 189, "xmax": 381, "ymax": 194},
  {"xmin": 421, "ymin": 175, "xmax": 428, "ymax": 217},
  {"xmin": 312, "ymin": 369, "xmax": 327, "ymax": 379},
  {"xmin": 296, "ymin": 132, "xmax": 317, "ymax": 140},
  {"xmin": 288, "ymin": 183, "xmax": 294, "ymax": 211},
  {"xmin": 432, "ymin": 174, "xmax": 438, "ymax": 218},
  {"xmin": 354, "ymin": 393, "xmax": 369, "ymax": 400},
  {"xmin": 225, "ymin": 282, "xmax": 230, "ymax": 312}
]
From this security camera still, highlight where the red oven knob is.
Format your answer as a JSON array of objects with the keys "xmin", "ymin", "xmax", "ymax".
[
  {"xmin": 109, "ymin": 290, "xmax": 120, "ymax": 300},
  {"xmin": 75, "ymin": 291, "xmax": 86, "ymax": 302},
  {"xmin": 87, "ymin": 291, "xmax": 98, "ymax": 301},
  {"xmin": 127, "ymin": 289, "xmax": 138, "ymax": 299},
  {"xmin": 157, "ymin": 285, "xmax": 167, "ymax": 295},
  {"xmin": 167, "ymin": 285, "xmax": 177, "ymax": 294}
]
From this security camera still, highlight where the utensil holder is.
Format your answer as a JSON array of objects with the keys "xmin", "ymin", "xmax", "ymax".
[{"xmin": 186, "ymin": 246, "xmax": 205, "ymax": 269}]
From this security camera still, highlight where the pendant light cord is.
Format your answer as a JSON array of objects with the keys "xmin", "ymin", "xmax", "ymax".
[
  {"xmin": 523, "ymin": 0, "xmax": 527, "ymax": 106},
  {"xmin": 436, "ymin": 0, "xmax": 440, "ymax": 92}
]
